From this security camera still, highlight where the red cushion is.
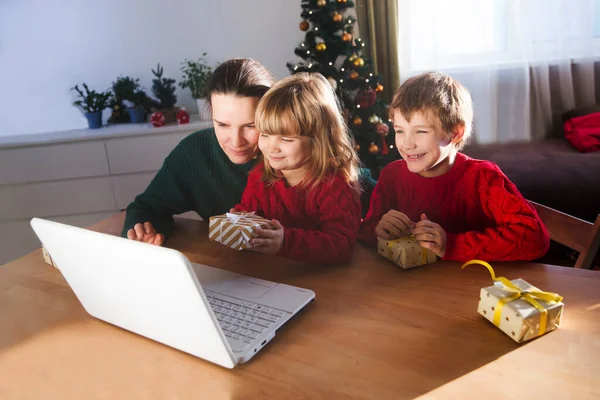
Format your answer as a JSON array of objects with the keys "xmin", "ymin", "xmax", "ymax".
[{"xmin": 564, "ymin": 112, "xmax": 600, "ymax": 153}]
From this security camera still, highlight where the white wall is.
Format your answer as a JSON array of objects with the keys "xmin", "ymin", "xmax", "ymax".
[{"xmin": 0, "ymin": 0, "xmax": 303, "ymax": 137}]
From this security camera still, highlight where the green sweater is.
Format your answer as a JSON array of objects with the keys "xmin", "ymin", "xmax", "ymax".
[{"xmin": 121, "ymin": 128, "xmax": 256, "ymax": 238}]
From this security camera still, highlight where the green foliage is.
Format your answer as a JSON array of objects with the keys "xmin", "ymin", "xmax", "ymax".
[
  {"xmin": 71, "ymin": 83, "xmax": 112, "ymax": 113},
  {"xmin": 180, "ymin": 53, "xmax": 214, "ymax": 99},
  {"xmin": 112, "ymin": 75, "xmax": 155, "ymax": 110},
  {"xmin": 112, "ymin": 76, "xmax": 140, "ymax": 101},
  {"xmin": 151, "ymin": 63, "xmax": 177, "ymax": 109}
]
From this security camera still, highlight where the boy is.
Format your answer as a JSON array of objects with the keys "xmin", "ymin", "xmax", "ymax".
[{"xmin": 359, "ymin": 72, "xmax": 549, "ymax": 261}]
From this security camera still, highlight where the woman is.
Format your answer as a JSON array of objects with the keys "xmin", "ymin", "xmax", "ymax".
[{"xmin": 123, "ymin": 58, "xmax": 275, "ymax": 245}]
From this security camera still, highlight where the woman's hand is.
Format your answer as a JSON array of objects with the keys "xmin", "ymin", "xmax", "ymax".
[
  {"xmin": 248, "ymin": 219, "xmax": 284, "ymax": 255},
  {"xmin": 126, "ymin": 222, "xmax": 165, "ymax": 246},
  {"xmin": 411, "ymin": 213, "xmax": 447, "ymax": 258},
  {"xmin": 375, "ymin": 210, "xmax": 415, "ymax": 239}
]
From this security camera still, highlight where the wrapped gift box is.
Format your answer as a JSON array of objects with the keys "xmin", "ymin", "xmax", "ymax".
[
  {"xmin": 209, "ymin": 212, "xmax": 272, "ymax": 250},
  {"xmin": 377, "ymin": 236, "xmax": 437, "ymax": 269},
  {"xmin": 464, "ymin": 260, "xmax": 564, "ymax": 343},
  {"xmin": 42, "ymin": 246, "xmax": 57, "ymax": 268}
]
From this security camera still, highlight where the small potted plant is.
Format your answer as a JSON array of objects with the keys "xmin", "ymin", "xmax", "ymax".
[
  {"xmin": 111, "ymin": 76, "xmax": 153, "ymax": 124},
  {"xmin": 71, "ymin": 83, "xmax": 112, "ymax": 129},
  {"xmin": 180, "ymin": 53, "xmax": 214, "ymax": 120},
  {"xmin": 126, "ymin": 89, "xmax": 155, "ymax": 123},
  {"xmin": 151, "ymin": 63, "xmax": 178, "ymax": 123}
]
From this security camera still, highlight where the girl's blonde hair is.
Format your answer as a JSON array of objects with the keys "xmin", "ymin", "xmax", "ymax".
[{"xmin": 255, "ymin": 73, "xmax": 360, "ymax": 191}]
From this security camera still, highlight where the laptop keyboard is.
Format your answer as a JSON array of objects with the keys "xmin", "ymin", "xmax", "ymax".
[{"xmin": 205, "ymin": 290, "xmax": 285, "ymax": 344}]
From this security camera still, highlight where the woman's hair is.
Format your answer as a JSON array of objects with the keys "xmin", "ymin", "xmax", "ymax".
[
  {"xmin": 207, "ymin": 58, "xmax": 275, "ymax": 108},
  {"xmin": 255, "ymin": 72, "xmax": 360, "ymax": 191}
]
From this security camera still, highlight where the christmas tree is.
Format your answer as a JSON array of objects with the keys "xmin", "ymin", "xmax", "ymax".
[{"xmin": 287, "ymin": 0, "xmax": 399, "ymax": 177}]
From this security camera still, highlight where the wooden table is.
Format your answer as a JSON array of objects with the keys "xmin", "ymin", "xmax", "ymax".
[{"xmin": 1, "ymin": 214, "xmax": 599, "ymax": 399}]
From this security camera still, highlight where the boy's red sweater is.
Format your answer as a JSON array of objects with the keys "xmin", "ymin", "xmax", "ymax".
[{"xmin": 359, "ymin": 153, "xmax": 549, "ymax": 262}]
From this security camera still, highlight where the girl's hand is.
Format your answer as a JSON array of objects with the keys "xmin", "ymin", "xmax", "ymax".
[
  {"xmin": 375, "ymin": 210, "xmax": 415, "ymax": 239},
  {"xmin": 249, "ymin": 219, "xmax": 284, "ymax": 255},
  {"xmin": 411, "ymin": 213, "xmax": 447, "ymax": 258},
  {"xmin": 126, "ymin": 222, "xmax": 165, "ymax": 246}
]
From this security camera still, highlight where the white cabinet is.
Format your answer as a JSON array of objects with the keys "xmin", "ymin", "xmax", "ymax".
[
  {"xmin": 111, "ymin": 173, "xmax": 156, "ymax": 210},
  {"xmin": 0, "ymin": 177, "xmax": 116, "ymax": 220},
  {"xmin": 105, "ymin": 133, "xmax": 190, "ymax": 174},
  {"xmin": 0, "ymin": 120, "xmax": 211, "ymax": 265},
  {"xmin": 0, "ymin": 141, "xmax": 109, "ymax": 184}
]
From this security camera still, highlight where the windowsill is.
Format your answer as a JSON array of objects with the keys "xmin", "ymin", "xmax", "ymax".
[{"xmin": 0, "ymin": 114, "xmax": 212, "ymax": 149}]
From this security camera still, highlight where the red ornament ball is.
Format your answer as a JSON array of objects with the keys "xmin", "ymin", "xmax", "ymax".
[
  {"xmin": 177, "ymin": 108, "xmax": 190, "ymax": 125},
  {"xmin": 150, "ymin": 111, "xmax": 166, "ymax": 127},
  {"xmin": 376, "ymin": 122, "xmax": 389, "ymax": 136},
  {"xmin": 356, "ymin": 89, "xmax": 377, "ymax": 108}
]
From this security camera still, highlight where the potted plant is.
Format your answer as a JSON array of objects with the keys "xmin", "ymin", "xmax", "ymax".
[
  {"xmin": 111, "ymin": 76, "xmax": 153, "ymax": 124},
  {"xmin": 151, "ymin": 63, "xmax": 178, "ymax": 123},
  {"xmin": 71, "ymin": 83, "xmax": 112, "ymax": 129},
  {"xmin": 127, "ymin": 89, "xmax": 155, "ymax": 123},
  {"xmin": 180, "ymin": 53, "xmax": 214, "ymax": 120}
]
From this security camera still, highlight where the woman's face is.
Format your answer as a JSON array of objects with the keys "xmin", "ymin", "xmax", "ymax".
[{"xmin": 211, "ymin": 93, "xmax": 260, "ymax": 164}]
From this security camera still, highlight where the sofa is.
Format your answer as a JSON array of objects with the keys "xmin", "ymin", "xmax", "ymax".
[{"xmin": 463, "ymin": 138, "xmax": 600, "ymax": 268}]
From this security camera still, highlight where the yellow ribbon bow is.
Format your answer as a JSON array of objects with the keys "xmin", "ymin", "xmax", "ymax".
[{"xmin": 461, "ymin": 260, "xmax": 563, "ymax": 336}]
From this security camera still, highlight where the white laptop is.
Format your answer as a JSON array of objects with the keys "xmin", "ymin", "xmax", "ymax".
[{"xmin": 30, "ymin": 218, "xmax": 315, "ymax": 369}]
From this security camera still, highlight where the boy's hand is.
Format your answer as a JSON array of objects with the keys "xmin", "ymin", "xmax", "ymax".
[
  {"xmin": 375, "ymin": 210, "xmax": 416, "ymax": 239},
  {"xmin": 411, "ymin": 213, "xmax": 446, "ymax": 258},
  {"xmin": 249, "ymin": 219, "xmax": 284, "ymax": 255},
  {"xmin": 126, "ymin": 222, "xmax": 165, "ymax": 246}
]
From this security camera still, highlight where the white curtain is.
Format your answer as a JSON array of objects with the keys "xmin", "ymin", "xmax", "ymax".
[{"xmin": 397, "ymin": 0, "xmax": 600, "ymax": 144}]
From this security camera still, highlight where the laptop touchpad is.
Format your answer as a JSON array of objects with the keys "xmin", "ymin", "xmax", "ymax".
[{"xmin": 219, "ymin": 279, "xmax": 272, "ymax": 299}]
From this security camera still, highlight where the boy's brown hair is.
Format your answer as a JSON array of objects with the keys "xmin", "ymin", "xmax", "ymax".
[{"xmin": 390, "ymin": 72, "xmax": 474, "ymax": 150}]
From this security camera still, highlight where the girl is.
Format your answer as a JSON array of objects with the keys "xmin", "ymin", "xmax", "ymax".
[{"xmin": 234, "ymin": 73, "xmax": 362, "ymax": 264}]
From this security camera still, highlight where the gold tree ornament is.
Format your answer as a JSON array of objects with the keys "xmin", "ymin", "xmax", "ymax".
[
  {"xmin": 353, "ymin": 57, "xmax": 365, "ymax": 67},
  {"xmin": 354, "ymin": 144, "xmax": 361, "ymax": 151},
  {"xmin": 369, "ymin": 143, "xmax": 379, "ymax": 154},
  {"xmin": 332, "ymin": 12, "xmax": 343, "ymax": 22},
  {"xmin": 317, "ymin": 0, "xmax": 326, "ymax": 6},
  {"xmin": 349, "ymin": 71, "xmax": 359, "ymax": 79},
  {"xmin": 348, "ymin": 53, "xmax": 357, "ymax": 61},
  {"xmin": 342, "ymin": 32, "xmax": 353, "ymax": 42},
  {"xmin": 316, "ymin": 43, "xmax": 327, "ymax": 52},
  {"xmin": 368, "ymin": 114, "xmax": 380, "ymax": 124},
  {"xmin": 375, "ymin": 84, "xmax": 384, "ymax": 92},
  {"xmin": 337, "ymin": 0, "xmax": 347, "ymax": 3},
  {"xmin": 353, "ymin": 116, "xmax": 363, "ymax": 126}
]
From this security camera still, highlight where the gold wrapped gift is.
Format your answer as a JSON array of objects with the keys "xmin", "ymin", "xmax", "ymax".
[
  {"xmin": 377, "ymin": 236, "xmax": 437, "ymax": 269},
  {"xmin": 463, "ymin": 260, "xmax": 564, "ymax": 343},
  {"xmin": 208, "ymin": 212, "xmax": 272, "ymax": 251},
  {"xmin": 42, "ymin": 246, "xmax": 57, "ymax": 268}
]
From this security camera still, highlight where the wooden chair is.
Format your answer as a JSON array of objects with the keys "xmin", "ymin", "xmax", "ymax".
[{"xmin": 529, "ymin": 200, "xmax": 600, "ymax": 269}]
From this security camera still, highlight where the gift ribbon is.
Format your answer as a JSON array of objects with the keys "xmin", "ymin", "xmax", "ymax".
[
  {"xmin": 225, "ymin": 211, "xmax": 256, "ymax": 224},
  {"xmin": 386, "ymin": 235, "xmax": 428, "ymax": 265},
  {"xmin": 461, "ymin": 260, "xmax": 563, "ymax": 336},
  {"xmin": 218, "ymin": 212, "xmax": 259, "ymax": 247}
]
